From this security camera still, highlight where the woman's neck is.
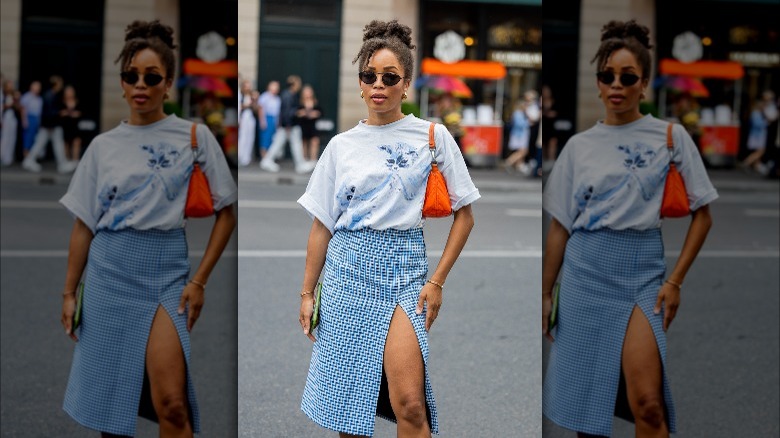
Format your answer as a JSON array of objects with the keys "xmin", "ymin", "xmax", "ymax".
[
  {"xmin": 128, "ymin": 110, "xmax": 167, "ymax": 126},
  {"xmin": 366, "ymin": 110, "xmax": 405, "ymax": 126},
  {"xmin": 604, "ymin": 109, "xmax": 643, "ymax": 126}
]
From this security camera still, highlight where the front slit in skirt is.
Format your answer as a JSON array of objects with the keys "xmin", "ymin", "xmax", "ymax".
[
  {"xmin": 63, "ymin": 228, "xmax": 200, "ymax": 436},
  {"xmin": 301, "ymin": 228, "xmax": 439, "ymax": 436},
  {"xmin": 542, "ymin": 228, "xmax": 677, "ymax": 436}
]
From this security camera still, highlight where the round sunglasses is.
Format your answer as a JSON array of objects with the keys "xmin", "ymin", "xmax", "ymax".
[
  {"xmin": 359, "ymin": 71, "xmax": 405, "ymax": 86},
  {"xmin": 120, "ymin": 71, "xmax": 165, "ymax": 87},
  {"xmin": 596, "ymin": 71, "xmax": 641, "ymax": 87}
]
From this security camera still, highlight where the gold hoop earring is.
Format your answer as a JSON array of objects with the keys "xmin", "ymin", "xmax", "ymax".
[
  {"xmin": 122, "ymin": 92, "xmax": 126, "ymax": 98},
  {"xmin": 403, "ymin": 92, "xmax": 408, "ymax": 100},
  {"xmin": 360, "ymin": 90, "xmax": 364, "ymax": 98},
  {"xmin": 164, "ymin": 93, "xmax": 170, "ymax": 101}
]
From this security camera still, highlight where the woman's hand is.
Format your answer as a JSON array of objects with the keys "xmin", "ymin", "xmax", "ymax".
[
  {"xmin": 542, "ymin": 292, "xmax": 554, "ymax": 342},
  {"xmin": 416, "ymin": 283, "xmax": 443, "ymax": 331},
  {"xmin": 654, "ymin": 282, "xmax": 681, "ymax": 331},
  {"xmin": 299, "ymin": 295, "xmax": 316, "ymax": 342},
  {"xmin": 61, "ymin": 293, "xmax": 79, "ymax": 342},
  {"xmin": 178, "ymin": 282, "xmax": 205, "ymax": 332}
]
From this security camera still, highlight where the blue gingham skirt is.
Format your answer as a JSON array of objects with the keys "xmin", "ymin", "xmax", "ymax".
[
  {"xmin": 542, "ymin": 228, "xmax": 677, "ymax": 436},
  {"xmin": 301, "ymin": 228, "xmax": 439, "ymax": 436},
  {"xmin": 63, "ymin": 228, "xmax": 200, "ymax": 435}
]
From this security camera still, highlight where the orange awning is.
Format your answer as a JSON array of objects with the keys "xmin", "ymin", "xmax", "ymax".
[
  {"xmin": 421, "ymin": 58, "xmax": 506, "ymax": 80},
  {"xmin": 183, "ymin": 59, "xmax": 239, "ymax": 78},
  {"xmin": 659, "ymin": 59, "xmax": 744, "ymax": 80}
]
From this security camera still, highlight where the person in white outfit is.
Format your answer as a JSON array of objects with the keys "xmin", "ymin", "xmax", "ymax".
[
  {"xmin": 237, "ymin": 79, "xmax": 257, "ymax": 166},
  {"xmin": 259, "ymin": 75, "xmax": 315, "ymax": 173},
  {"xmin": 22, "ymin": 75, "xmax": 77, "ymax": 173},
  {"xmin": 1, "ymin": 79, "xmax": 20, "ymax": 166}
]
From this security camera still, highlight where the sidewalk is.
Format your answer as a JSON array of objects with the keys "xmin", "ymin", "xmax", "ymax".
[{"xmin": 2, "ymin": 159, "xmax": 777, "ymax": 193}]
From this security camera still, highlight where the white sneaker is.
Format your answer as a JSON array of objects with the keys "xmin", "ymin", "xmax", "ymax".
[
  {"xmin": 295, "ymin": 161, "xmax": 316, "ymax": 174},
  {"xmin": 57, "ymin": 160, "xmax": 78, "ymax": 174},
  {"xmin": 518, "ymin": 163, "xmax": 531, "ymax": 176},
  {"xmin": 259, "ymin": 160, "xmax": 280, "ymax": 172},
  {"xmin": 22, "ymin": 159, "xmax": 42, "ymax": 173}
]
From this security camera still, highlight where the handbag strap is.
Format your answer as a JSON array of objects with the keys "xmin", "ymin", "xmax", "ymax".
[
  {"xmin": 190, "ymin": 123, "xmax": 199, "ymax": 150},
  {"xmin": 428, "ymin": 122, "xmax": 437, "ymax": 165},
  {"xmin": 666, "ymin": 122, "xmax": 674, "ymax": 151}
]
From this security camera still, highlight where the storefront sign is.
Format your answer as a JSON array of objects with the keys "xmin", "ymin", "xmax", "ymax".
[
  {"xmin": 729, "ymin": 51, "xmax": 780, "ymax": 68},
  {"xmin": 489, "ymin": 51, "xmax": 541, "ymax": 68}
]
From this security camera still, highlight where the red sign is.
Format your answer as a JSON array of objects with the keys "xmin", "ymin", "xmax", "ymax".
[
  {"xmin": 700, "ymin": 125, "xmax": 739, "ymax": 157},
  {"xmin": 461, "ymin": 125, "xmax": 502, "ymax": 157}
]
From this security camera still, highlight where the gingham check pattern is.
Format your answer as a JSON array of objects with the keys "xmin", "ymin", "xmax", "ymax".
[
  {"xmin": 543, "ymin": 228, "xmax": 677, "ymax": 436},
  {"xmin": 63, "ymin": 228, "xmax": 200, "ymax": 435},
  {"xmin": 301, "ymin": 228, "xmax": 439, "ymax": 436}
]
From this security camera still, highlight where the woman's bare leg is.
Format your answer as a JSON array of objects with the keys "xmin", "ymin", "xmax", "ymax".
[
  {"xmin": 384, "ymin": 306, "xmax": 431, "ymax": 438},
  {"xmin": 146, "ymin": 306, "xmax": 193, "ymax": 438},
  {"xmin": 622, "ymin": 306, "xmax": 669, "ymax": 438}
]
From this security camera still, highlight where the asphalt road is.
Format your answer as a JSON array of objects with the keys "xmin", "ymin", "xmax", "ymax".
[
  {"xmin": 541, "ymin": 170, "xmax": 780, "ymax": 438},
  {"xmin": 237, "ymin": 165, "xmax": 544, "ymax": 437},
  {"xmin": 0, "ymin": 166, "xmax": 238, "ymax": 437}
]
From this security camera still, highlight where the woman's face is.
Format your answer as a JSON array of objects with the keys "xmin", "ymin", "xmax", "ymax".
[
  {"xmin": 120, "ymin": 48, "xmax": 171, "ymax": 123},
  {"xmin": 359, "ymin": 48, "xmax": 409, "ymax": 121},
  {"xmin": 596, "ymin": 48, "xmax": 647, "ymax": 123}
]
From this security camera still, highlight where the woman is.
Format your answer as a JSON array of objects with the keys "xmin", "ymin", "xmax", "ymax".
[
  {"xmin": 60, "ymin": 84, "xmax": 83, "ymax": 161},
  {"xmin": 59, "ymin": 20, "xmax": 237, "ymax": 437},
  {"xmin": 237, "ymin": 78, "xmax": 257, "ymax": 166},
  {"xmin": 541, "ymin": 20, "xmax": 717, "ymax": 437},
  {"xmin": 297, "ymin": 19, "xmax": 479, "ymax": 437},
  {"xmin": 504, "ymin": 99, "xmax": 530, "ymax": 174},
  {"xmin": 295, "ymin": 84, "xmax": 322, "ymax": 162}
]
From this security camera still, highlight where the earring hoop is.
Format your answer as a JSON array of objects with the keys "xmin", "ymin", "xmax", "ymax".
[
  {"xmin": 402, "ymin": 92, "xmax": 408, "ymax": 100},
  {"xmin": 360, "ymin": 90, "xmax": 364, "ymax": 98}
]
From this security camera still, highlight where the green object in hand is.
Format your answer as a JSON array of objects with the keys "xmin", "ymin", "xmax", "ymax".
[
  {"xmin": 548, "ymin": 282, "xmax": 560, "ymax": 330},
  {"xmin": 310, "ymin": 282, "xmax": 322, "ymax": 331},
  {"xmin": 72, "ymin": 282, "xmax": 84, "ymax": 330}
]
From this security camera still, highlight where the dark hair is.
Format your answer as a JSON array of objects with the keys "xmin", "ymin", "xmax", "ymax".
[
  {"xmin": 352, "ymin": 20, "xmax": 416, "ymax": 81},
  {"xmin": 114, "ymin": 20, "xmax": 177, "ymax": 78},
  {"xmin": 591, "ymin": 19, "xmax": 653, "ymax": 79}
]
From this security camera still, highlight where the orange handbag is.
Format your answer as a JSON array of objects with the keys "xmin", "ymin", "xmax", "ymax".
[
  {"xmin": 185, "ymin": 123, "xmax": 215, "ymax": 218},
  {"xmin": 660, "ymin": 123, "xmax": 690, "ymax": 218},
  {"xmin": 422, "ymin": 122, "xmax": 452, "ymax": 218}
]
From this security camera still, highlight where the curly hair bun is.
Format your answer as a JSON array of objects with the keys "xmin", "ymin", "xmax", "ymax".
[
  {"xmin": 125, "ymin": 20, "xmax": 177, "ymax": 49},
  {"xmin": 600, "ymin": 19, "xmax": 652, "ymax": 49},
  {"xmin": 362, "ymin": 19, "xmax": 416, "ymax": 50}
]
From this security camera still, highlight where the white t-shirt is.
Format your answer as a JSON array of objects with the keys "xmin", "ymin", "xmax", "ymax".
[
  {"xmin": 60, "ymin": 114, "xmax": 237, "ymax": 234},
  {"xmin": 298, "ymin": 114, "xmax": 480, "ymax": 234},
  {"xmin": 544, "ymin": 114, "xmax": 718, "ymax": 233}
]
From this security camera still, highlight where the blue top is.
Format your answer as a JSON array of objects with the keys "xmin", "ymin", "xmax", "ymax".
[
  {"xmin": 60, "ymin": 115, "xmax": 237, "ymax": 233},
  {"xmin": 298, "ymin": 115, "xmax": 480, "ymax": 235},
  {"xmin": 544, "ymin": 114, "xmax": 718, "ymax": 233}
]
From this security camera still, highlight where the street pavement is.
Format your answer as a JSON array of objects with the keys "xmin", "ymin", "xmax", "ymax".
[
  {"xmin": 541, "ymin": 167, "xmax": 780, "ymax": 437},
  {"xmin": 237, "ymin": 161, "xmax": 543, "ymax": 437},
  {"xmin": 0, "ymin": 162, "xmax": 238, "ymax": 437}
]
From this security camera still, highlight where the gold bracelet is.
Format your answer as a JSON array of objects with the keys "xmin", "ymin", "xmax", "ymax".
[
  {"xmin": 665, "ymin": 279, "xmax": 682, "ymax": 289},
  {"xmin": 427, "ymin": 279, "xmax": 444, "ymax": 290},
  {"xmin": 300, "ymin": 290, "xmax": 313, "ymax": 297},
  {"xmin": 190, "ymin": 279, "xmax": 207, "ymax": 289}
]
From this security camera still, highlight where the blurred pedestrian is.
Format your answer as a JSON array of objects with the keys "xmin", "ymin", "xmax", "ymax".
[
  {"xmin": 542, "ymin": 19, "xmax": 717, "ymax": 438},
  {"xmin": 237, "ymin": 78, "xmax": 257, "ymax": 166},
  {"xmin": 1, "ymin": 78, "xmax": 21, "ymax": 167},
  {"xmin": 524, "ymin": 89, "xmax": 541, "ymax": 173},
  {"xmin": 438, "ymin": 92, "xmax": 464, "ymax": 148},
  {"xmin": 20, "ymin": 80, "xmax": 43, "ymax": 155},
  {"xmin": 259, "ymin": 75, "xmax": 314, "ymax": 173},
  {"xmin": 296, "ymin": 84, "xmax": 322, "ymax": 162},
  {"xmin": 297, "ymin": 19, "xmax": 478, "ymax": 438},
  {"xmin": 504, "ymin": 99, "xmax": 531, "ymax": 174},
  {"xmin": 22, "ymin": 75, "xmax": 76, "ymax": 173},
  {"xmin": 60, "ymin": 85, "xmax": 83, "ymax": 161},
  {"xmin": 258, "ymin": 80, "xmax": 281, "ymax": 159},
  {"xmin": 59, "ymin": 20, "xmax": 237, "ymax": 438},
  {"xmin": 741, "ymin": 94, "xmax": 773, "ymax": 174}
]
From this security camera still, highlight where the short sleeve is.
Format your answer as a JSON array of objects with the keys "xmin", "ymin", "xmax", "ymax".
[
  {"xmin": 671, "ymin": 124, "xmax": 719, "ymax": 211},
  {"xmin": 434, "ymin": 124, "xmax": 480, "ymax": 210},
  {"xmin": 59, "ymin": 143, "xmax": 101, "ymax": 234},
  {"xmin": 297, "ymin": 141, "xmax": 340, "ymax": 234},
  {"xmin": 543, "ymin": 140, "xmax": 577, "ymax": 233},
  {"xmin": 196, "ymin": 124, "xmax": 237, "ymax": 211}
]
